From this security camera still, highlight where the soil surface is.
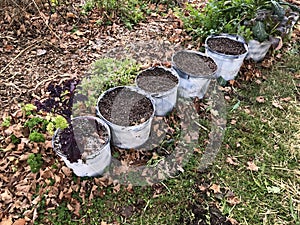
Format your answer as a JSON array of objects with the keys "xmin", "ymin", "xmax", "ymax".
[
  {"xmin": 172, "ymin": 51, "xmax": 217, "ymax": 76},
  {"xmin": 137, "ymin": 67, "xmax": 178, "ymax": 93},
  {"xmin": 207, "ymin": 37, "xmax": 247, "ymax": 55},
  {"xmin": 98, "ymin": 87, "xmax": 154, "ymax": 126}
]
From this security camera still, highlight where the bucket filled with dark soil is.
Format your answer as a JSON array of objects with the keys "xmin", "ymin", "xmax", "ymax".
[
  {"xmin": 136, "ymin": 66, "xmax": 179, "ymax": 116},
  {"xmin": 96, "ymin": 86, "xmax": 155, "ymax": 149},
  {"xmin": 52, "ymin": 116, "xmax": 111, "ymax": 177},
  {"xmin": 172, "ymin": 50, "xmax": 218, "ymax": 98},
  {"xmin": 205, "ymin": 34, "xmax": 248, "ymax": 81}
]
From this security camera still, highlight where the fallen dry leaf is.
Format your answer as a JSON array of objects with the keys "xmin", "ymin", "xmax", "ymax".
[
  {"xmin": 226, "ymin": 156, "xmax": 239, "ymax": 166},
  {"xmin": 272, "ymin": 101, "xmax": 284, "ymax": 110},
  {"xmin": 246, "ymin": 161, "xmax": 259, "ymax": 172},
  {"xmin": 227, "ymin": 217, "xmax": 239, "ymax": 225},
  {"xmin": 256, "ymin": 96, "xmax": 265, "ymax": 103},
  {"xmin": 280, "ymin": 97, "xmax": 292, "ymax": 102},
  {"xmin": 12, "ymin": 219, "xmax": 26, "ymax": 225},
  {"xmin": 0, "ymin": 217, "xmax": 12, "ymax": 225},
  {"xmin": 210, "ymin": 184, "xmax": 221, "ymax": 194},
  {"xmin": 227, "ymin": 196, "xmax": 241, "ymax": 206}
]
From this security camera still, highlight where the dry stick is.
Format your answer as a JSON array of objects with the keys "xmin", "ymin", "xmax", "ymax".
[
  {"xmin": 32, "ymin": 74, "xmax": 73, "ymax": 91},
  {"xmin": 31, "ymin": 0, "xmax": 61, "ymax": 40},
  {"xmin": 0, "ymin": 42, "xmax": 37, "ymax": 76}
]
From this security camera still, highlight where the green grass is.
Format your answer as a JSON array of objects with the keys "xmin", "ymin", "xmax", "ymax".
[{"xmin": 35, "ymin": 43, "xmax": 300, "ymax": 224}]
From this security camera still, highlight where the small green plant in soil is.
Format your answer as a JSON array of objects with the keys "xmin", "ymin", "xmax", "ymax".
[
  {"xmin": 10, "ymin": 134, "xmax": 20, "ymax": 144},
  {"xmin": 22, "ymin": 103, "xmax": 37, "ymax": 116},
  {"xmin": 1, "ymin": 117, "xmax": 10, "ymax": 127},
  {"xmin": 27, "ymin": 153, "xmax": 43, "ymax": 173},
  {"xmin": 29, "ymin": 131, "xmax": 45, "ymax": 143}
]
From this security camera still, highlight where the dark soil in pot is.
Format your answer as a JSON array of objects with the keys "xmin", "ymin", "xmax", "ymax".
[
  {"xmin": 136, "ymin": 67, "xmax": 178, "ymax": 93},
  {"xmin": 53, "ymin": 117, "xmax": 109, "ymax": 163},
  {"xmin": 206, "ymin": 37, "xmax": 247, "ymax": 55},
  {"xmin": 172, "ymin": 51, "xmax": 217, "ymax": 76},
  {"xmin": 98, "ymin": 87, "xmax": 154, "ymax": 126}
]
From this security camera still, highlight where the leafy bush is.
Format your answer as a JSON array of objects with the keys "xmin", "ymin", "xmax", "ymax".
[
  {"xmin": 177, "ymin": 0, "xmax": 299, "ymax": 42},
  {"xmin": 27, "ymin": 153, "xmax": 43, "ymax": 173},
  {"xmin": 74, "ymin": 58, "xmax": 139, "ymax": 109},
  {"xmin": 177, "ymin": 0, "xmax": 257, "ymax": 41}
]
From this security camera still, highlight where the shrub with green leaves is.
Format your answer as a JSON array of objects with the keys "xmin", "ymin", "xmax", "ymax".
[
  {"xmin": 27, "ymin": 153, "xmax": 43, "ymax": 173},
  {"xmin": 74, "ymin": 58, "xmax": 140, "ymax": 111},
  {"xmin": 177, "ymin": 0, "xmax": 298, "ymax": 42},
  {"xmin": 177, "ymin": 0, "xmax": 257, "ymax": 41}
]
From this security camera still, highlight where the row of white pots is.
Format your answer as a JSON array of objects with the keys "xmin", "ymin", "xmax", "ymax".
[
  {"xmin": 52, "ymin": 66, "xmax": 181, "ymax": 177},
  {"xmin": 52, "ymin": 34, "xmax": 251, "ymax": 177}
]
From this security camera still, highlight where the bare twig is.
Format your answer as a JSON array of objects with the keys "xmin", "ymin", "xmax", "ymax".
[
  {"xmin": 31, "ymin": 0, "xmax": 61, "ymax": 40},
  {"xmin": 0, "ymin": 42, "xmax": 37, "ymax": 76}
]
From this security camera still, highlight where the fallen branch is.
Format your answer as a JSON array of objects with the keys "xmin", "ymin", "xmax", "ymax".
[
  {"xmin": 31, "ymin": 0, "xmax": 61, "ymax": 40},
  {"xmin": 0, "ymin": 42, "xmax": 36, "ymax": 76}
]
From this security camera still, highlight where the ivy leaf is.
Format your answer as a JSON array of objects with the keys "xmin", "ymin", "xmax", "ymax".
[{"xmin": 253, "ymin": 21, "xmax": 269, "ymax": 42}]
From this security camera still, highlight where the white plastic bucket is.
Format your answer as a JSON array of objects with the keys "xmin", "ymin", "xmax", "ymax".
[
  {"xmin": 205, "ymin": 34, "xmax": 248, "ymax": 81},
  {"xmin": 172, "ymin": 50, "xmax": 217, "ymax": 99},
  {"xmin": 96, "ymin": 86, "xmax": 155, "ymax": 149},
  {"xmin": 246, "ymin": 39, "xmax": 272, "ymax": 62},
  {"xmin": 135, "ymin": 66, "xmax": 179, "ymax": 116},
  {"xmin": 52, "ymin": 116, "xmax": 111, "ymax": 177}
]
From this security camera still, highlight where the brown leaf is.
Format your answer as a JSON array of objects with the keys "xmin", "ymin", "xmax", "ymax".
[
  {"xmin": 0, "ymin": 216, "xmax": 12, "ymax": 225},
  {"xmin": 226, "ymin": 196, "xmax": 241, "ymax": 206},
  {"xmin": 61, "ymin": 166, "xmax": 72, "ymax": 177},
  {"xmin": 44, "ymin": 140, "xmax": 53, "ymax": 149},
  {"xmin": 246, "ymin": 161, "xmax": 259, "ymax": 171},
  {"xmin": 12, "ymin": 219, "xmax": 26, "ymax": 225},
  {"xmin": 256, "ymin": 96, "xmax": 265, "ymax": 103},
  {"xmin": 113, "ymin": 183, "xmax": 121, "ymax": 193},
  {"xmin": 66, "ymin": 12, "xmax": 76, "ymax": 19},
  {"xmin": 3, "ymin": 143, "xmax": 15, "ymax": 151},
  {"xmin": 0, "ymin": 189, "xmax": 13, "ymax": 204},
  {"xmin": 272, "ymin": 101, "xmax": 284, "ymax": 110},
  {"xmin": 280, "ymin": 97, "xmax": 292, "ymax": 102},
  {"xmin": 210, "ymin": 184, "xmax": 221, "ymax": 194},
  {"xmin": 227, "ymin": 218, "xmax": 239, "ymax": 225},
  {"xmin": 226, "ymin": 157, "xmax": 239, "ymax": 166}
]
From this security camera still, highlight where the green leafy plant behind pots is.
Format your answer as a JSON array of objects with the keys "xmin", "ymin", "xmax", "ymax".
[{"xmin": 177, "ymin": 0, "xmax": 299, "ymax": 42}]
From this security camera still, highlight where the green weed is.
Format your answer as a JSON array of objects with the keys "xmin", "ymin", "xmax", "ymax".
[{"xmin": 27, "ymin": 153, "xmax": 43, "ymax": 173}]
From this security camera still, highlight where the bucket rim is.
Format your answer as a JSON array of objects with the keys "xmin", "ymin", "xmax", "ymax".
[
  {"xmin": 96, "ymin": 85, "xmax": 156, "ymax": 129},
  {"xmin": 171, "ymin": 50, "xmax": 218, "ymax": 79},
  {"xmin": 205, "ymin": 34, "xmax": 249, "ymax": 59},
  {"xmin": 135, "ymin": 66, "xmax": 180, "ymax": 98}
]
